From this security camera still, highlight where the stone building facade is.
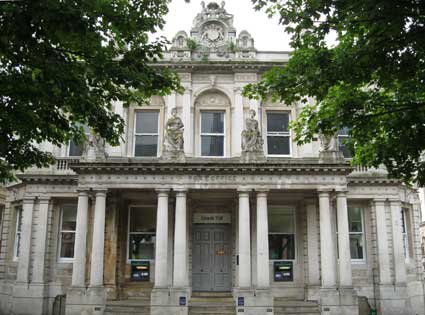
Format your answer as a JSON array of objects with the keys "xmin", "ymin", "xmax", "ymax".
[{"xmin": 0, "ymin": 3, "xmax": 424, "ymax": 315}]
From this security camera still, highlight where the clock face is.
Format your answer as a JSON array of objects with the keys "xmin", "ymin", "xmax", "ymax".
[{"xmin": 201, "ymin": 23, "xmax": 225, "ymax": 47}]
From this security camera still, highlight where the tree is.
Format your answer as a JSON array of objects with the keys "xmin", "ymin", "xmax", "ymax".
[
  {"xmin": 0, "ymin": 0, "xmax": 182, "ymax": 183},
  {"xmin": 244, "ymin": 0, "xmax": 425, "ymax": 186}
]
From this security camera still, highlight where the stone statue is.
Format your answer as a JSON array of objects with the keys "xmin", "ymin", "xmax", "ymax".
[
  {"xmin": 318, "ymin": 132, "xmax": 344, "ymax": 162},
  {"xmin": 242, "ymin": 109, "xmax": 263, "ymax": 152},
  {"xmin": 319, "ymin": 133, "xmax": 337, "ymax": 152},
  {"xmin": 162, "ymin": 108, "xmax": 185, "ymax": 161},
  {"xmin": 81, "ymin": 130, "xmax": 107, "ymax": 161}
]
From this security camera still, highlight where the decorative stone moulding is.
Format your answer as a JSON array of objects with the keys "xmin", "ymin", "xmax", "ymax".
[{"xmin": 318, "ymin": 133, "xmax": 344, "ymax": 163}]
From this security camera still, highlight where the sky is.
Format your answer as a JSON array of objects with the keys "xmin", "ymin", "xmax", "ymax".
[{"xmin": 154, "ymin": 0, "xmax": 292, "ymax": 51}]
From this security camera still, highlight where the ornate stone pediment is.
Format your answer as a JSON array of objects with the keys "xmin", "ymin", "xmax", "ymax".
[{"xmin": 195, "ymin": 91, "xmax": 230, "ymax": 107}]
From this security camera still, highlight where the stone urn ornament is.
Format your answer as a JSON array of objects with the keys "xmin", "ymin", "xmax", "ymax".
[
  {"xmin": 240, "ymin": 109, "xmax": 265, "ymax": 162},
  {"xmin": 162, "ymin": 107, "xmax": 186, "ymax": 162}
]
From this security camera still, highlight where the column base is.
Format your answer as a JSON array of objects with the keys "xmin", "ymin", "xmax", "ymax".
[
  {"xmin": 376, "ymin": 284, "xmax": 414, "ymax": 315},
  {"xmin": 11, "ymin": 282, "xmax": 48, "ymax": 315},
  {"xmin": 151, "ymin": 287, "xmax": 190, "ymax": 315},
  {"xmin": 65, "ymin": 286, "xmax": 106, "ymax": 315},
  {"xmin": 306, "ymin": 284, "xmax": 321, "ymax": 301},
  {"xmin": 320, "ymin": 287, "xmax": 358, "ymax": 315},
  {"xmin": 233, "ymin": 287, "xmax": 274, "ymax": 315}
]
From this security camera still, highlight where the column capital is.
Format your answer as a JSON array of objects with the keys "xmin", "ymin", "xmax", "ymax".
[
  {"xmin": 77, "ymin": 189, "xmax": 90, "ymax": 196},
  {"xmin": 373, "ymin": 197, "xmax": 387, "ymax": 204},
  {"xmin": 93, "ymin": 189, "xmax": 108, "ymax": 196},
  {"xmin": 174, "ymin": 187, "xmax": 188, "ymax": 193},
  {"xmin": 38, "ymin": 196, "xmax": 51, "ymax": 204},
  {"xmin": 388, "ymin": 198, "xmax": 402, "ymax": 206},
  {"xmin": 335, "ymin": 190, "xmax": 348, "ymax": 197},
  {"xmin": 237, "ymin": 187, "xmax": 252, "ymax": 194},
  {"xmin": 156, "ymin": 188, "xmax": 170, "ymax": 197},
  {"xmin": 255, "ymin": 188, "xmax": 269, "ymax": 194},
  {"xmin": 317, "ymin": 186, "xmax": 332, "ymax": 193},
  {"xmin": 23, "ymin": 196, "xmax": 36, "ymax": 204}
]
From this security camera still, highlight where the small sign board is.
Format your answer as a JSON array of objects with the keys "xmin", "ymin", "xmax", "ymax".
[
  {"xmin": 274, "ymin": 261, "xmax": 293, "ymax": 282},
  {"xmin": 131, "ymin": 261, "xmax": 150, "ymax": 281},
  {"xmin": 193, "ymin": 213, "xmax": 231, "ymax": 224},
  {"xmin": 179, "ymin": 296, "xmax": 186, "ymax": 306},
  {"xmin": 237, "ymin": 297, "xmax": 244, "ymax": 306}
]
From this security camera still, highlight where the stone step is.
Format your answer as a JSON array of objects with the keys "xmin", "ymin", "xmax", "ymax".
[
  {"xmin": 105, "ymin": 300, "xmax": 150, "ymax": 315},
  {"xmin": 190, "ymin": 298, "xmax": 235, "ymax": 307},
  {"xmin": 192, "ymin": 292, "xmax": 233, "ymax": 298},
  {"xmin": 273, "ymin": 299, "xmax": 320, "ymax": 315}
]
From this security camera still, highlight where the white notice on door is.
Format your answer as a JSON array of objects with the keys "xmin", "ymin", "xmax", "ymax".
[{"xmin": 193, "ymin": 213, "xmax": 231, "ymax": 224}]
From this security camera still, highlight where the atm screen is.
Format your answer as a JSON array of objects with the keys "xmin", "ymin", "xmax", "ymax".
[
  {"xmin": 131, "ymin": 261, "xmax": 150, "ymax": 281},
  {"xmin": 274, "ymin": 261, "xmax": 293, "ymax": 282}
]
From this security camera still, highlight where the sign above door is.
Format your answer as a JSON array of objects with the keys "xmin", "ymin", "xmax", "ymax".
[{"xmin": 193, "ymin": 213, "xmax": 231, "ymax": 224}]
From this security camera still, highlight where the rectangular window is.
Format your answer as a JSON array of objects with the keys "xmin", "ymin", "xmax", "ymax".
[
  {"xmin": 268, "ymin": 208, "xmax": 295, "ymax": 260},
  {"xmin": 266, "ymin": 112, "xmax": 291, "ymax": 156},
  {"xmin": 69, "ymin": 125, "xmax": 90, "ymax": 157},
  {"xmin": 134, "ymin": 111, "xmax": 160, "ymax": 157},
  {"xmin": 13, "ymin": 207, "xmax": 23, "ymax": 260},
  {"xmin": 401, "ymin": 208, "xmax": 410, "ymax": 259},
  {"xmin": 200, "ymin": 111, "xmax": 225, "ymax": 157},
  {"xmin": 348, "ymin": 207, "xmax": 365, "ymax": 261},
  {"xmin": 337, "ymin": 128, "xmax": 353, "ymax": 158},
  {"xmin": 58, "ymin": 205, "xmax": 77, "ymax": 261},
  {"xmin": 128, "ymin": 207, "xmax": 156, "ymax": 260}
]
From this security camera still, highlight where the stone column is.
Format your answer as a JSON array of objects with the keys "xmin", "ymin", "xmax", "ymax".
[
  {"xmin": 32, "ymin": 197, "xmax": 50, "ymax": 283},
  {"xmin": 173, "ymin": 189, "xmax": 188, "ymax": 287},
  {"xmin": 16, "ymin": 196, "xmax": 35, "ymax": 283},
  {"xmin": 72, "ymin": 190, "xmax": 89, "ymax": 287},
  {"xmin": 238, "ymin": 189, "xmax": 251, "ymax": 288},
  {"xmin": 336, "ymin": 190, "xmax": 353, "ymax": 287},
  {"xmin": 306, "ymin": 201, "xmax": 320, "ymax": 286},
  {"xmin": 389, "ymin": 199, "xmax": 407, "ymax": 284},
  {"xmin": 374, "ymin": 198, "xmax": 391, "ymax": 284},
  {"xmin": 155, "ymin": 189, "xmax": 169, "ymax": 288},
  {"xmin": 318, "ymin": 189, "xmax": 337, "ymax": 288},
  {"xmin": 89, "ymin": 190, "xmax": 107, "ymax": 287},
  {"xmin": 232, "ymin": 87, "xmax": 244, "ymax": 157},
  {"xmin": 256, "ymin": 190, "xmax": 270, "ymax": 288}
]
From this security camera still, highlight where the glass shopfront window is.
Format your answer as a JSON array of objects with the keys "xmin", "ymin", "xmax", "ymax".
[
  {"xmin": 128, "ymin": 207, "xmax": 156, "ymax": 260},
  {"xmin": 268, "ymin": 208, "xmax": 295, "ymax": 260}
]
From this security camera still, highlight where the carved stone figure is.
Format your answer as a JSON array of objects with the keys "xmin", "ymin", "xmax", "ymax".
[
  {"xmin": 318, "ymin": 132, "xmax": 344, "ymax": 162},
  {"xmin": 81, "ymin": 131, "xmax": 108, "ymax": 161},
  {"xmin": 242, "ymin": 109, "xmax": 264, "ymax": 152},
  {"xmin": 162, "ymin": 108, "xmax": 185, "ymax": 161},
  {"xmin": 319, "ymin": 133, "xmax": 337, "ymax": 152},
  {"xmin": 164, "ymin": 108, "xmax": 184, "ymax": 152}
]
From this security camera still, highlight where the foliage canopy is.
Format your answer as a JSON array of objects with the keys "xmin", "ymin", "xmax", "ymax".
[
  {"xmin": 0, "ymin": 0, "xmax": 181, "ymax": 182},
  {"xmin": 244, "ymin": 0, "xmax": 425, "ymax": 186}
]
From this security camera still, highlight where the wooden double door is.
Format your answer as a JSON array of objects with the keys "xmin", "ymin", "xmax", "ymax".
[{"xmin": 192, "ymin": 224, "xmax": 232, "ymax": 291}]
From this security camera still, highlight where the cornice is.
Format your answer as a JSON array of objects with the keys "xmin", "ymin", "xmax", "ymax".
[
  {"xmin": 17, "ymin": 174, "xmax": 78, "ymax": 184},
  {"xmin": 150, "ymin": 61, "xmax": 286, "ymax": 73},
  {"xmin": 70, "ymin": 158, "xmax": 352, "ymax": 176}
]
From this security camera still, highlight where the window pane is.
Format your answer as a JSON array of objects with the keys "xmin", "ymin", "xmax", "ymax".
[
  {"xmin": 135, "ymin": 111, "xmax": 159, "ymax": 133},
  {"xmin": 348, "ymin": 208, "xmax": 363, "ymax": 232},
  {"xmin": 15, "ymin": 233, "xmax": 21, "ymax": 257},
  {"xmin": 267, "ymin": 113, "xmax": 289, "ymax": 132},
  {"xmin": 16, "ymin": 208, "xmax": 23, "ymax": 232},
  {"xmin": 338, "ymin": 136, "xmax": 353, "ymax": 158},
  {"xmin": 130, "ymin": 208, "xmax": 156, "ymax": 233},
  {"xmin": 60, "ymin": 232, "xmax": 75, "ymax": 258},
  {"xmin": 349, "ymin": 234, "xmax": 364, "ymax": 259},
  {"xmin": 129, "ymin": 234, "xmax": 155, "ymax": 260},
  {"xmin": 135, "ymin": 135, "xmax": 158, "ymax": 157},
  {"xmin": 267, "ymin": 136, "xmax": 290, "ymax": 155},
  {"xmin": 268, "ymin": 209, "xmax": 295, "ymax": 233},
  {"xmin": 269, "ymin": 234, "xmax": 295, "ymax": 260},
  {"xmin": 201, "ymin": 112, "xmax": 224, "ymax": 133},
  {"xmin": 201, "ymin": 135, "xmax": 224, "ymax": 156},
  {"xmin": 69, "ymin": 140, "xmax": 84, "ymax": 157},
  {"xmin": 401, "ymin": 209, "xmax": 406, "ymax": 233},
  {"xmin": 62, "ymin": 206, "xmax": 77, "ymax": 231}
]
